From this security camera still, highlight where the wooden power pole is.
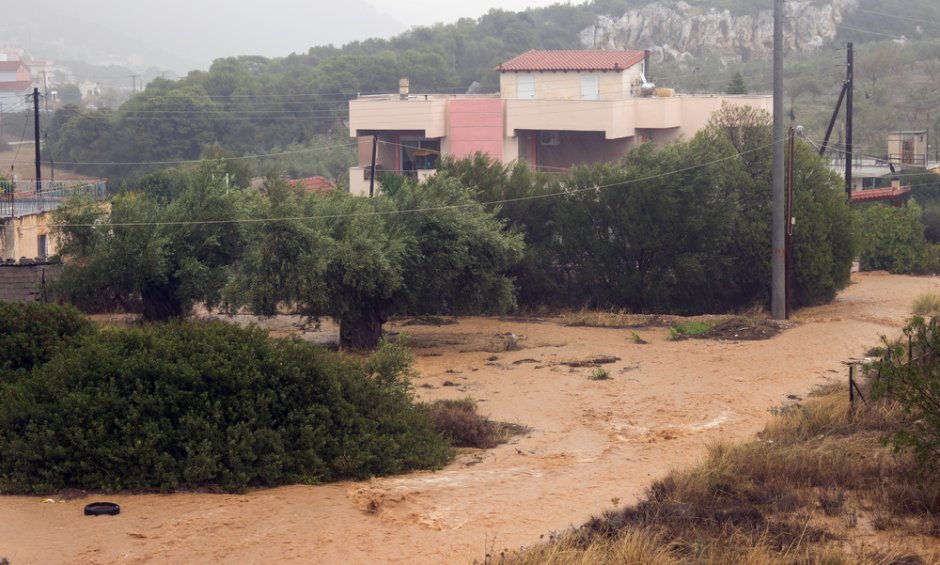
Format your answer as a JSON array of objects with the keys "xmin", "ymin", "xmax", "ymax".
[
  {"xmin": 772, "ymin": 0, "xmax": 786, "ymax": 320},
  {"xmin": 33, "ymin": 88, "xmax": 42, "ymax": 188}
]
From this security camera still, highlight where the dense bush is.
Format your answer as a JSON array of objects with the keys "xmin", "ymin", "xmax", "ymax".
[
  {"xmin": 0, "ymin": 318, "xmax": 452, "ymax": 493},
  {"xmin": 856, "ymin": 202, "xmax": 927, "ymax": 274},
  {"xmin": 0, "ymin": 302, "xmax": 95, "ymax": 381},
  {"xmin": 443, "ymin": 106, "xmax": 855, "ymax": 314}
]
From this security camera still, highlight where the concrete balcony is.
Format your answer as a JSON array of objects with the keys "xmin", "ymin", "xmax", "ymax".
[
  {"xmin": 634, "ymin": 96, "xmax": 683, "ymax": 129},
  {"xmin": 349, "ymin": 96, "xmax": 450, "ymax": 138},
  {"xmin": 505, "ymin": 99, "xmax": 637, "ymax": 140}
]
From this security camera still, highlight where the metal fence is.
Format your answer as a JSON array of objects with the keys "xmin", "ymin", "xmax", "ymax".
[{"xmin": 0, "ymin": 179, "xmax": 108, "ymax": 218}]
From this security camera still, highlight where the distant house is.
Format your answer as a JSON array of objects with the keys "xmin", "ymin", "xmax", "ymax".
[
  {"xmin": 849, "ymin": 177, "xmax": 911, "ymax": 207},
  {"xmin": 288, "ymin": 176, "xmax": 336, "ymax": 195},
  {"xmin": 835, "ymin": 130, "xmax": 939, "ymax": 194},
  {"xmin": 1, "ymin": 179, "xmax": 108, "ymax": 262},
  {"xmin": 887, "ymin": 130, "xmax": 928, "ymax": 168},
  {"xmin": 0, "ymin": 60, "xmax": 33, "ymax": 105},
  {"xmin": 347, "ymin": 49, "xmax": 772, "ymax": 195}
]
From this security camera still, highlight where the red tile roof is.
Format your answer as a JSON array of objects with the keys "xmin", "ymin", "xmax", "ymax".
[
  {"xmin": 0, "ymin": 80, "xmax": 33, "ymax": 93},
  {"xmin": 496, "ymin": 50, "xmax": 646, "ymax": 72},
  {"xmin": 850, "ymin": 185, "xmax": 911, "ymax": 204},
  {"xmin": 288, "ymin": 176, "xmax": 336, "ymax": 195}
]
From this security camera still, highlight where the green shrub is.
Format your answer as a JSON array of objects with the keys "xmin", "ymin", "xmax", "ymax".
[
  {"xmin": 668, "ymin": 319, "xmax": 719, "ymax": 340},
  {"xmin": 0, "ymin": 302, "xmax": 95, "ymax": 380},
  {"xmin": 856, "ymin": 202, "xmax": 927, "ymax": 274},
  {"xmin": 590, "ymin": 367, "xmax": 611, "ymax": 380},
  {"xmin": 0, "ymin": 319, "xmax": 452, "ymax": 493},
  {"xmin": 872, "ymin": 316, "xmax": 940, "ymax": 478}
]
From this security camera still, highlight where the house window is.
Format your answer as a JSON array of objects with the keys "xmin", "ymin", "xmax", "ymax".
[
  {"xmin": 581, "ymin": 75, "xmax": 599, "ymax": 100},
  {"xmin": 400, "ymin": 138, "xmax": 441, "ymax": 176},
  {"xmin": 37, "ymin": 234, "xmax": 48, "ymax": 258},
  {"xmin": 517, "ymin": 75, "xmax": 535, "ymax": 100}
]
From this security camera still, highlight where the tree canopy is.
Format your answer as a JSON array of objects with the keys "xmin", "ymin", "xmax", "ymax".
[
  {"xmin": 226, "ymin": 174, "xmax": 524, "ymax": 348},
  {"xmin": 52, "ymin": 160, "xmax": 251, "ymax": 320}
]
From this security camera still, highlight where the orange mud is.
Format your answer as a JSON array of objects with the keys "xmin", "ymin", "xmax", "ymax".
[{"xmin": 2, "ymin": 271, "xmax": 937, "ymax": 564}]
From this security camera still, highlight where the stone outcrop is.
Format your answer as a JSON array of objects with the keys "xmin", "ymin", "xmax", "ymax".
[{"xmin": 581, "ymin": 0, "xmax": 859, "ymax": 61}]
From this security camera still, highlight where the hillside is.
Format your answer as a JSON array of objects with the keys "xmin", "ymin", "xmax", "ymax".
[{"xmin": 21, "ymin": 0, "xmax": 940, "ymax": 183}]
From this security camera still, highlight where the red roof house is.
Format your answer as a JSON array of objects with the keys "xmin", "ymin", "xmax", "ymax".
[
  {"xmin": 495, "ymin": 50, "xmax": 647, "ymax": 72},
  {"xmin": 850, "ymin": 179, "xmax": 911, "ymax": 207},
  {"xmin": 288, "ymin": 176, "xmax": 336, "ymax": 195}
]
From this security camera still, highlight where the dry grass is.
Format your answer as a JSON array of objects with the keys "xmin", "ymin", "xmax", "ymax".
[
  {"xmin": 912, "ymin": 292, "xmax": 940, "ymax": 317},
  {"xmin": 559, "ymin": 309, "xmax": 661, "ymax": 328},
  {"xmin": 427, "ymin": 398, "xmax": 529, "ymax": 449},
  {"xmin": 493, "ymin": 383, "xmax": 940, "ymax": 564}
]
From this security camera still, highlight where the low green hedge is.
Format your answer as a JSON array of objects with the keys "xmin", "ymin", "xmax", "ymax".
[
  {"xmin": 0, "ymin": 318, "xmax": 452, "ymax": 493},
  {"xmin": 0, "ymin": 302, "xmax": 95, "ymax": 380}
]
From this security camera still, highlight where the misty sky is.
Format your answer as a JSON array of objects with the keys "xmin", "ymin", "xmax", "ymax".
[
  {"xmin": 369, "ymin": 0, "xmax": 575, "ymax": 27},
  {"xmin": 15, "ymin": 0, "xmax": 582, "ymax": 72}
]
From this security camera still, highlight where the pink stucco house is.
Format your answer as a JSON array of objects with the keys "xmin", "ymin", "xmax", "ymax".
[{"xmin": 347, "ymin": 50, "xmax": 772, "ymax": 195}]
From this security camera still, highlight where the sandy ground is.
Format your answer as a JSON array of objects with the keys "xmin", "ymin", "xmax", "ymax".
[{"xmin": 2, "ymin": 271, "xmax": 939, "ymax": 564}]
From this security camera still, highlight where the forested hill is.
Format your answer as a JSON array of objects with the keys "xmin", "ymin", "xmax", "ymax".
[{"xmin": 43, "ymin": 0, "xmax": 940, "ymax": 183}]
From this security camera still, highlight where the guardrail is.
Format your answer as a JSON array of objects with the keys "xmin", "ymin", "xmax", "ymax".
[{"xmin": 0, "ymin": 179, "xmax": 107, "ymax": 218}]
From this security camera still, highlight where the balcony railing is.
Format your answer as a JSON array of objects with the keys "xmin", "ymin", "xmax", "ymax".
[{"xmin": 1, "ymin": 179, "xmax": 108, "ymax": 218}]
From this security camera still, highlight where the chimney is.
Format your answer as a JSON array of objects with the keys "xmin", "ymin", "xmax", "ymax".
[
  {"xmin": 399, "ymin": 78, "xmax": 410, "ymax": 100},
  {"xmin": 644, "ymin": 49, "xmax": 651, "ymax": 82}
]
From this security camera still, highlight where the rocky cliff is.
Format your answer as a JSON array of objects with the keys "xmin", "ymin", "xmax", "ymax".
[{"xmin": 581, "ymin": 0, "xmax": 858, "ymax": 62}]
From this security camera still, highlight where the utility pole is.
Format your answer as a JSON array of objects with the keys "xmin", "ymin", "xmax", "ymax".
[
  {"xmin": 772, "ymin": 0, "xmax": 786, "ymax": 320},
  {"xmin": 786, "ymin": 126, "xmax": 795, "ymax": 319},
  {"xmin": 42, "ymin": 71, "xmax": 49, "ymax": 112},
  {"xmin": 845, "ymin": 43, "xmax": 854, "ymax": 197},
  {"xmin": 32, "ymin": 88, "xmax": 42, "ymax": 189},
  {"xmin": 369, "ymin": 135, "xmax": 378, "ymax": 197}
]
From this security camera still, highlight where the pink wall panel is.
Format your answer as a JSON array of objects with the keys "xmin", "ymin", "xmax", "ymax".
[{"xmin": 447, "ymin": 99, "xmax": 504, "ymax": 160}]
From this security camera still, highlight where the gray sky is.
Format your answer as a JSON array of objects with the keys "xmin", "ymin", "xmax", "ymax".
[
  {"xmin": 367, "ymin": 0, "xmax": 579, "ymax": 28},
  {"xmin": 11, "ymin": 0, "xmax": 584, "ymax": 72}
]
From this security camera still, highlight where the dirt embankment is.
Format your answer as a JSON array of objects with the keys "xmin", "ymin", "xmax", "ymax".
[{"xmin": 1, "ymin": 271, "xmax": 937, "ymax": 564}]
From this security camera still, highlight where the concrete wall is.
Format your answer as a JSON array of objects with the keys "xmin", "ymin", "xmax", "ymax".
[
  {"xmin": 678, "ymin": 95, "xmax": 774, "ymax": 138},
  {"xmin": 447, "ymin": 99, "xmax": 504, "ymax": 160},
  {"xmin": 0, "ymin": 263, "xmax": 59, "ymax": 303},
  {"xmin": 499, "ymin": 68, "xmax": 643, "ymax": 100},
  {"xmin": 1, "ymin": 212, "xmax": 57, "ymax": 262},
  {"xmin": 349, "ymin": 97, "xmax": 449, "ymax": 138}
]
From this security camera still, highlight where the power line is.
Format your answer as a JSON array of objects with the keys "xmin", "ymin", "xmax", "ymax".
[
  {"xmin": 9, "ymin": 107, "xmax": 32, "ymax": 175},
  {"xmin": 47, "ymin": 140, "xmax": 360, "ymax": 167},
  {"xmin": 855, "ymin": 8, "xmax": 940, "ymax": 28},
  {"xmin": 57, "ymin": 138, "xmax": 785, "ymax": 229}
]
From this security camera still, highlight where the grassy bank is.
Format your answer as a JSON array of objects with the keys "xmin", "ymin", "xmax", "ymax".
[{"xmin": 493, "ymin": 380, "xmax": 940, "ymax": 564}]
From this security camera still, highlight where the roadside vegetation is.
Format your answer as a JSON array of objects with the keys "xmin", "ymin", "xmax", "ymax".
[
  {"xmin": 0, "ymin": 303, "xmax": 531, "ymax": 494},
  {"xmin": 490, "ymin": 317, "xmax": 940, "ymax": 564},
  {"xmin": 48, "ymin": 107, "xmax": 856, "ymax": 349}
]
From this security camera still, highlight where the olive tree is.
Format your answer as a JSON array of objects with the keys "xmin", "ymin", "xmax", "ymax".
[
  {"xmin": 52, "ymin": 161, "xmax": 250, "ymax": 320},
  {"xmin": 227, "ymin": 174, "xmax": 523, "ymax": 348}
]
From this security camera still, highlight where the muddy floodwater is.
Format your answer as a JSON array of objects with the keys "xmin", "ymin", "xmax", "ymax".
[{"xmin": 2, "ymin": 272, "xmax": 936, "ymax": 564}]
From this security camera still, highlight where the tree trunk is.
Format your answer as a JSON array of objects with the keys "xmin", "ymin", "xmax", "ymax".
[
  {"xmin": 141, "ymin": 281, "xmax": 184, "ymax": 322},
  {"xmin": 339, "ymin": 305, "xmax": 386, "ymax": 349}
]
